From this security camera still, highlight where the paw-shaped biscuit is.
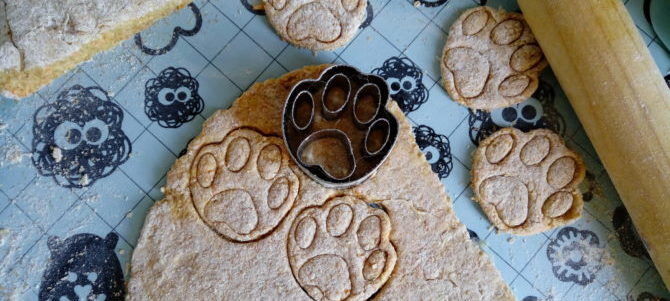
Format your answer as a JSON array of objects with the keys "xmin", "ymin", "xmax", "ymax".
[
  {"xmin": 441, "ymin": 7, "xmax": 548, "ymax": 111},
  {"xmin": 472, "ymin": 128, "xmax": 585, "ymax": 235},
  {"xmin": 264, "ymin": 0, "xmax": 367, "ymax": 51},
  {"xmin": 282, "ymin": 65, "xmax": 399, "ymax": 188},
  {"xmin": 287, "ymin": 196, "xmax": 397, "ymax": 301},
  {"xmin": 189, "ymin": 128, "xmax": 299, "ymax": 242}
]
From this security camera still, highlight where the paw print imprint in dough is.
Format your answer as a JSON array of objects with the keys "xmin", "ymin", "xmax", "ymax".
[
  {"xmin": 282, "ymin": 65, "xmax": 398, "ymax": 188},
  {"xmin": 189, "ymin": 128, "xmax": 299, "ymax": 242},
  {"xmin": 441, "ymin": 6, "xmax": 548, "ymax": 110},
  {"xmin": 288, "ymin": 196, "xmax": 396, "ymax": 301},
  {"xmin": 473, "ymin": 128, "xmax": 585, "ymax": 234},
  {"xmin": 264, "ymin": 0, "xmax": 367, "ymax": 50}
]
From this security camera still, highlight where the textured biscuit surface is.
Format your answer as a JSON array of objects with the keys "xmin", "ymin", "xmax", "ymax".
[
  {"xmin": 441, "ymin": 6, "xmax": 548, "ymax": 110},
  {"xmin": 263, "ymin": 0, "xmax": 366, "ymax": 51},
  {"xmin": 472, "ymin": 127, "xmax": 585, "ymax": 235},
  {"xmin": 127, "ymin": 65, "xmax": 513, "ymax": 300},
  {"xmin": 287, "ymin": 195, "xmax": 397, "ymax": 300},
  {"xmin": 189, "ymin": 128, "xmax": 299, "ymax": 242}
]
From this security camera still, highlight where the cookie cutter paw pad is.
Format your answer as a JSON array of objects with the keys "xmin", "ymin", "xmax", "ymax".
[
  {"xmin": 189, "ymin": 128, "xmax": 299, "ymax": 242},
  {"xmin": 288, "ymin": 196, "xmax": 397, "ymax": 301},
  {"xmin": 283, "ymin": 65, "xmax": 399, "ymax": 188},
  {"xmin": 441, "ymin": 6, "xmax": 548, "ymax": 110},
  {"xmin": 473, "ymin": 128, "xmax": 585, "ymax": 234},
  {"xmin": 264, "ymin": 0, "xmax": 367, "ymax": 50}
]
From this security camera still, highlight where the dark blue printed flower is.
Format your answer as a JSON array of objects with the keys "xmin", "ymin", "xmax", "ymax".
[{"xmin": 547, "ymin": 227, "xmax": 604, "ymax": 285}]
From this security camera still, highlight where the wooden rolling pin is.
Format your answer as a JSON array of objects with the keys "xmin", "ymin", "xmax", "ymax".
[{"xmin": 518, "ymin": 0, "xmax": 670, "ymax": 288}]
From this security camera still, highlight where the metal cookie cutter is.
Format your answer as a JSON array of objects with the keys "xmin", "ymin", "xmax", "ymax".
[{"xmin": 282, "ymin": 65, "xmax": 399, "ymax": 189}]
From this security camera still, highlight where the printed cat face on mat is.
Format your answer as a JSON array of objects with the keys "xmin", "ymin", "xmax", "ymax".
[
  {"xmin": 32, "ymin": 85, "xmax": 131, "ymax": 188},
  {"xmin": 39, "ymin": 233, "xmax": 125, "ymax": 301}
]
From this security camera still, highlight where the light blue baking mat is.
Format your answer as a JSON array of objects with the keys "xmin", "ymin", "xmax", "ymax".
[{"xmin": 1, "ymin": 0, "xmax": 669, "ymax": 300}]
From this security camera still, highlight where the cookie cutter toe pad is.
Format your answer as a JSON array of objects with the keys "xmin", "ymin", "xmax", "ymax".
[{"xmin": 282, "ymin": 65, "xmax": 399, "ymax": 188}]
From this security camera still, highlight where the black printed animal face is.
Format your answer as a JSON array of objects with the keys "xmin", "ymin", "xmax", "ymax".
[
  {"xmin": 134, "ymin": 3, "xmax": 202, "ymax": 55},
  {"xmin": 413, "ymin": 125, "xmax": 453, "ymax": 179},
  {"xmin": 39, "ymin": 233, "xmax": 124, "ymax": 301},
  {"xmin": 32, "ymin": 85, "xmax": 131, "ymax": 188},
  {"xmin": 371, "ymin": 57, "xmax": 429, "ymax": 113},
  {"xmin": 144, "ymin": 67, "xmax": 204, "ymax": 128},
  {"xmin": 240, "ymin": 0, "xmax": 266, "ymax": 15},
  {"xmin": 359, "ymin": 1, "xmax": 373, "ymax": 29},
  {"xmin": 468, "ymin": 80, "xmax": 565, "ymax": 145},
  {"xmin": 415, "ymin": 0, "xmax": 449, "ymax": 7}
]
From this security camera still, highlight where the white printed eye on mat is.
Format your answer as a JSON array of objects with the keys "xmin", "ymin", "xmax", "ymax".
[{"xmin": 0, "ymin": 0, "xmax": 669, "ymax": 301}]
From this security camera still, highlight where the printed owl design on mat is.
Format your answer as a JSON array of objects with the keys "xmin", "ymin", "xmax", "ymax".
[
  {"xmin": 371, "ymin": 57, "xmax": 429, "ymax": 114},
  {"xmin": 32, "ymin": 85, "xmax": 131, "ymax": 188},
  {"xmin": 468, "ymin": 80, "xmax": 565, "ymax": 145},
  {"xmin": 144, "ymin": 67, "xmax": 204, "ymax": 128},
  {"xmin": 39, "ymin": 233, "xmax": 124, "ymax": 301}
]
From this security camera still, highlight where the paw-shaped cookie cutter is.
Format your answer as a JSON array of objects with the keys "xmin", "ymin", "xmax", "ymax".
[{"xmin": 282, "ymin": 65, "xmax": 399, "ymax": 188}]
